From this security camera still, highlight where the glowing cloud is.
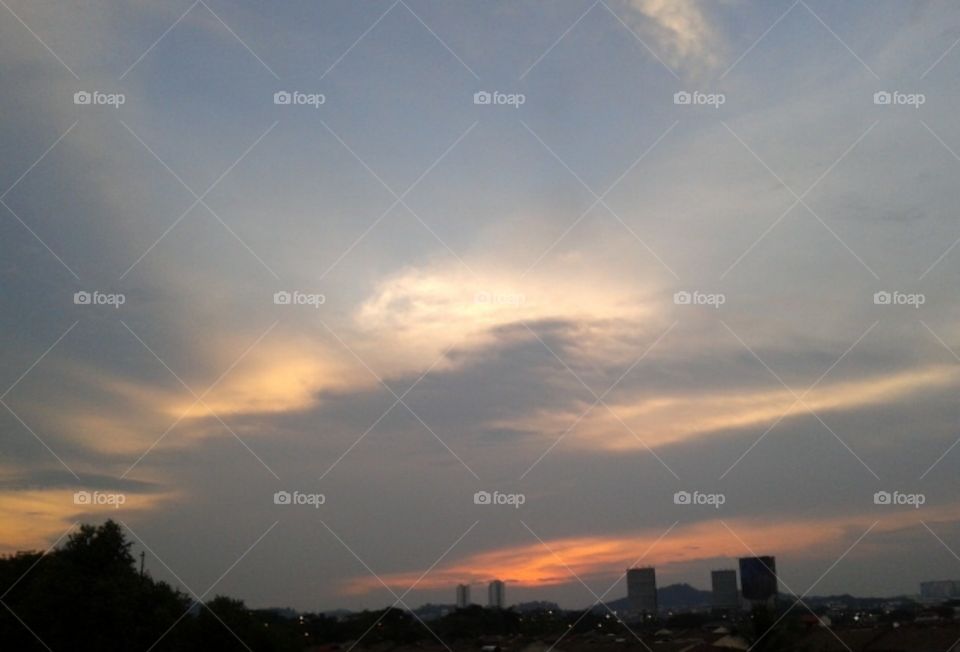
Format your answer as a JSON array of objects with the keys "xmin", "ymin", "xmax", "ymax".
[
  {"xmin": 355, "ymin": 263, "xmax": 658, "ymax": 377},
  {"xmin": 491, "ymin": 365, "xmax": 959, "ymax": 451},
  {"xmin": 0, "ymin": 488, "xmax": 178, "ymax": 554},
  {"xmin": 625, "ymin": 0, "xmax": 723, "ymax": 74},
  {"xmin": 342, "ymin": 506, "xmax": 960, "ymax": 595}
]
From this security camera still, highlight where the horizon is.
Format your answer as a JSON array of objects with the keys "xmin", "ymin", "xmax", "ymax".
[
  {"xmin": 280, "ymin": 579, "xmax": 951, "ymax": 615},
  {"xmin": 4, "ymin": 0, "xmax": 960, "ymax": 624}
]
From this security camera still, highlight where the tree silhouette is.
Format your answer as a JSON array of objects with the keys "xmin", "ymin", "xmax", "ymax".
[{"xmin": 0, "ymin": 520, "xmax": 298, "ymax": 651}]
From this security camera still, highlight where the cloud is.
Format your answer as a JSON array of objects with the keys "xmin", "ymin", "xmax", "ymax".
[
  {"xmin": 624, "ymin": 0, "xmax": 724, "ymax": 74},
  {"xmin": 27, "ymin": 324, "xmax": 379, "ymax": 455},
  {"xmin": 342, "ymin": 506, "xmax": 953, "ymax": 595},
  {"xmin": 46, "ymin": 261, "xmax": 657, "ymax": 454},
  {"xmin": 4, "ymin": 0, "xmax": 960, "ymax": 611},
  {"xmin": 355, "ymin": 262, "xmax": 660, "ymax": 377},
  {"xmin": 0, "ymin": 486, "xmax": 178, "ymax": 553},
  {"xmin": 491, "ymin": 364, "xmax": 959, "ymax": 451}
]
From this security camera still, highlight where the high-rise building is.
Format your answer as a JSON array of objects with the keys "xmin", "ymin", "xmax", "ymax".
[
  {"xmin": 711, "ymin": 569, "xmax": 739, "ymax": 611},
  {"xmin": 488, "ymin": 580, "xmax": 505, "ymax": 609},
  {"xmin": 738, "ymin": 556, "xmax": 777, "ymax": 601},
  {"xmin": 456, "ymin": 583, "xmax": 470, "ymax": 608},
  {"xmin": 626, "ymin": 567, "xmax": 658, "ymax": 614}
]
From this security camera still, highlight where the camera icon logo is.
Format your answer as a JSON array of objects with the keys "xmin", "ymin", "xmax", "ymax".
[
  {"xmin": 74, "ymin": 291, "xmax": 91, "ymax": 305},
  {"xmin": 274, "ymin": 490, "xmax": 292, "ymax": 505},
  {"xmin": 673, "ymin": 490, "xmax": 692, "ymax": 505},
  {"xmin": 873, "ymin": 91, "xmax": 892, "ymax": 105},
  {"xmin": 273, "ymin": 291, "xmax": 291, "ymax": 305},
  {"xmin": 274, "ymin": 91, "xmax": 292, "ymax": 105},
  {"xmin": 74, "ymin": 91, "xmax": 91, "ymax": 105},
  {"xmin": 673, "ymin": 291, "xmax": 691, "ymax": 305},
  {"xmin": 73, "ymin": 490, "xmax": 91, "ymax": 504},
  {"xmin": 873, "ymin": 491, "xmax": 892, "ymax": 505},
  {"xmin": 674, "ymin": 91, "xmax": 692, "ymax": 105},
  {"xmin": 473, "ymin": 490, "xmax": 492, "ymax": 505},
  {"xmin": 474, "ymin": 91, "xmax": 492, "ymax": 105},
  {"xmin": 873, "ymin": 291, "xmax": 891, "ymax": 305}
]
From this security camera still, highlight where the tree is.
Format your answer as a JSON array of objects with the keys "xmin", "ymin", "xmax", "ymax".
[{"xmin": 0, "ymin": 520, "xmax": 297, "ymax": 651}]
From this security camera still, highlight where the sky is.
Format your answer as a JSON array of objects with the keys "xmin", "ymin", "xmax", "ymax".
[{"xmin": 2, "ymin": 0, "xmax": 960, "ymax": 613}]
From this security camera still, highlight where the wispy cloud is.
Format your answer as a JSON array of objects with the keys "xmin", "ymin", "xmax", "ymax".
[{"xmin": 492, "ymin": 365, "xmax": 959, "ymax": 451}]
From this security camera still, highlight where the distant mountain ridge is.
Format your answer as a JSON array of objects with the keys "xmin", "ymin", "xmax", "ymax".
[
  {"xmin": 314, "ymin": 586, "xmax": 923, "ymax": 617},
  {"xmin": 597, "ymin": 583, "xmax": 713, "ymax": 612}
]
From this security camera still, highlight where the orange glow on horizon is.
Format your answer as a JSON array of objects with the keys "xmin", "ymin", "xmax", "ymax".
[{"xmin": 341, "ymin": 506, "xmax": 960, "ymax": 595}]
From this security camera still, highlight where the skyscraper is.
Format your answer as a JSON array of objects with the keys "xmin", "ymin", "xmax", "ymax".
[
  {"xmin": 711, "ymin": 569, "xmax": 739, "ymax": 611},
  {"xmin": 738, "ymin": 556, "xmax": 777, "ymax": 601},
  {"xmin": 488, "ymin": 580, "xmax": 505, "ymax": 609},
  {"xmin": 456, "ymin": 583, "xmax": 470, "ymax": 608},
  {"xmin": 626, "ymin": 567, "xmax": 657, "ymax": 614}
]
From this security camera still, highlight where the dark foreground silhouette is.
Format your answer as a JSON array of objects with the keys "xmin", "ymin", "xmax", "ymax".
[
  {"xmin": 0, "ymin": 520, "xmax": 302, "ymax": 651},
  {"xmin": 4, "ymin": 521, "xmax": 959, "ymax": 651}
]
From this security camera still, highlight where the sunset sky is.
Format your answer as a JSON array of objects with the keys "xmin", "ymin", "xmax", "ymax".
[{"xmin": 3, "ymin": 0, "xmax": 960, "ymax": 612}]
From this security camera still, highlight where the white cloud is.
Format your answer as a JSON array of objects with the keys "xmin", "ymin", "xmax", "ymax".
[{"xmin": 625, "ymin": 0, "xmax": 724, "ymax": 74}]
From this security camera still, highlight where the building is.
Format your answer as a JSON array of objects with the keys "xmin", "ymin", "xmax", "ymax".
[
  {"xmin": 488, "ymin": 580, "xmax": 505, "ymax": 609},
  {"xmin": 626, "ymin": 567, "xmax": 658, "ymax": 614},
  {"xmin": 738, "ymin": 556, "xmax": 777, "ymax": 601},
  {"xmin": 711, "ymin": 569, "xmax": 739, "ymax": 611},
  {"xmin": 921, "ymin": 580, "xmax": 960, "ymax": 600},
  {"xmin": 456, "ymin": 583, "xmax": 470, "ymax": 609}
]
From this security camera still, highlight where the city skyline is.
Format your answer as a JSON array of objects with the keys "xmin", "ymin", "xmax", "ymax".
[
  {"xmin": 417, "ymin": 558, "xmax": 959, "ymax": 615},
  {"xmin": 4, "ymin": 0, "xmax": 960, "ymax": 616}
]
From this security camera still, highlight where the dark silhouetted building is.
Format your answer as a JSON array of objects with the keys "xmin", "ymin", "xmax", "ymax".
[
  {"xmin": 627, "ymin": 567, "xmax": 658, "ymax": 614},
  {"xmin": 739, "ymin": 556, "xmax": 777, "ymax": 601},
  {"xmin": 488, "ymin": 580, "xmax": 505, "ymax": 608},
  {"xmin": 456, "ymin": 583, "xmax": 470, "ymax": 608},
  {"xmin": 711, "ymin": 569, "xmax": 739, "ymax": 611}
]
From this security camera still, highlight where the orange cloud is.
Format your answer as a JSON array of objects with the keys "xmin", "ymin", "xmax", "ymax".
[
  {"xmin": 15, "ymin": 257, "xmax": 663, "ymax": 462},
  {"xmin": 169, "ymin": 338, "xmax": 367, "ymax": 418},
  {"xmin": 0, "ymin": 487, "xmax": 178, "ymax": 554},
  {"xmin": 25, "ymin": 332, "xmax": 369, "ymax": 456},
  {"xmin": 342, "ymin": 506, "xmax": 960, "ymax": 595}
]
